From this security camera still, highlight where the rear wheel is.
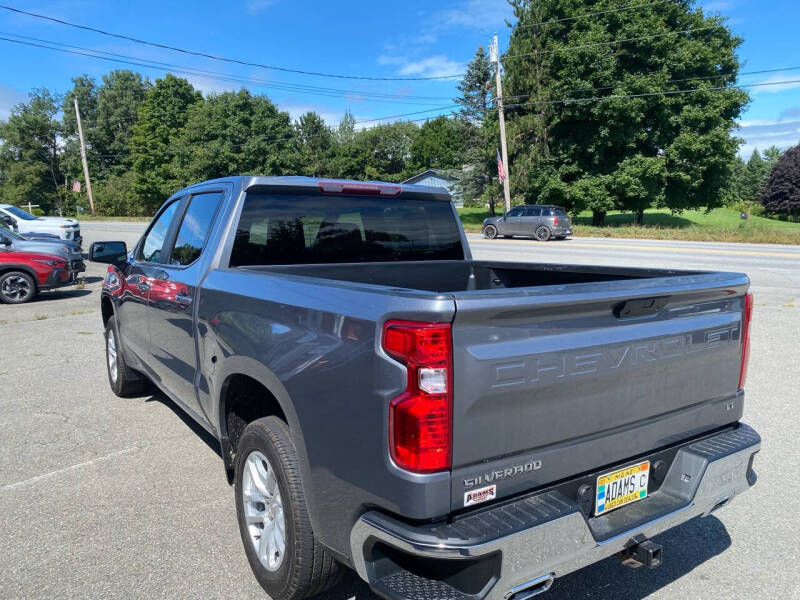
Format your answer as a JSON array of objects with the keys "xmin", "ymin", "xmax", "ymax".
[
  {"xmin": 105, "ymin": 315, "xmax": 147, "ymax": 397},
  {"xmin": 534, "ymin": 226, "xmax": 552, "ymax": 241},
  {"xmin": 0, "ymin": 271, "xmax": 36, "ymax": 304},
  {"xmin": 483, "ymin": 225, "xmax": 498, "ymax": 239},
  {"xmin": 235, "ymin": 417, "xmax": 342, "ymax": 600}
]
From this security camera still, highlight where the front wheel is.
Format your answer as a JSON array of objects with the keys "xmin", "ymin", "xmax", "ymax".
[
  {"xmin": 483, "ymin": 224, "xmax": 498, "ymax": 239},
  {"xmin": 235, "ymin": 417, "xmax": 341, "ymax": 600},
  {"xmin": 0, "ymin": 271, "xmax": 36, "ymax": 304},
  {"xmin": 534, "ymin": 226, "xmax": 552, "ymax": 241}
]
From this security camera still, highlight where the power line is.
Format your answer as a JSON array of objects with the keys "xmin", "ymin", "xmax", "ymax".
[
  {"xmin": 0, "ymin": 34, "xmax": 455, "ymax": 107},
  {"xmin": 513, "ymin": 0, "xmax": 678, "ymax": 29},
  {"xmin": 500, "ymin": 78, "xmax": 800, "ymax": 109},
  {"xmin": 503, "ymin": 25, "xmax": 723, "ymax": 60},
  {"xmin": 0, "ymin": 4, "xmax": 464, "ymax": 81},
  {"xmin": 494, "ymin": 65, "xmax": 800, "ymax": 103}
]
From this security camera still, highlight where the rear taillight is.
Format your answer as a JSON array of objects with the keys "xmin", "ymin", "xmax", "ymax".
[
  {"xmin": 738, "ymin": 292, "xmax": 753, "ymax": 390},
  {"xmin": 553, "ymin": 217, "xmax": 559, "ymax": 226},
  {"xmin": 382, "ymin": 320, "xmax": 452, "ymax": 473}
]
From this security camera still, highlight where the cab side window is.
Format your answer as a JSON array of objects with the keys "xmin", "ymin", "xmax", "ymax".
[
  {"xmin": 170, "ymin": 192, "xmax": 224, "ymax": 266},
  {"xmin": 139, "ymin": 200, "xmax": 180, "ymax": 263},
  {"xmin": 524, "ymin": 207, "xmax": 541, "ymax": 217},
  {"xmin": 507, "ymin": 207, "xmax": 524, "ymax": 217}
]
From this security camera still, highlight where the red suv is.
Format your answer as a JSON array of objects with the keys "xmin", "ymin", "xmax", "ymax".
[{"xmin": 0, "ymin": 249, "xmax": 74, "ymax": 303}]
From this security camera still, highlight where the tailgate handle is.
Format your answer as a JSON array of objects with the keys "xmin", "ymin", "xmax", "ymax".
[{"xmin": 614, "ymin": 296, "xmax": 668, "ymax": 319}]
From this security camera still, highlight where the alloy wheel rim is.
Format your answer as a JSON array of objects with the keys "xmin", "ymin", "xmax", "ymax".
[
  {"xmin": 107, "ymin": 329, "xmax": 118, "ymax": 384},
  {"xmin": 536, "ymin": 228, "xmax": 549, "ymax": 240},
  {"xmin": 485, "ymin": 226, "xmax": 496, "ymax": 239},
  {"xmin": 1, "ymin": 276, "xmax": 30, "ymax": 300},
  {"xmin": 242, "ymin": 450, "xmax": 286, "ymax": 572}
]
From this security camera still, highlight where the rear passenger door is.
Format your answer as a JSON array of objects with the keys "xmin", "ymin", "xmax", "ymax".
[{"xmin": 147, "ymin": 190, "xmax": 225, "ymax": 422}]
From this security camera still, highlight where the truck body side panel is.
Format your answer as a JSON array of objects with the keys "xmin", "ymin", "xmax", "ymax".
[{"xmin": 197, "ymin": 268, "xmax": 456, "ymax": 556}]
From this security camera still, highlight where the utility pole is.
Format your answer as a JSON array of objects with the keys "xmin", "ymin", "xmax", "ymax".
[
  {"xmin": 490, "ymin": 33, "xmax": 512, "ymax": 214},
  {"xmin": 73, "ymin": 97, "xmax": 96, "ymax": 216}
]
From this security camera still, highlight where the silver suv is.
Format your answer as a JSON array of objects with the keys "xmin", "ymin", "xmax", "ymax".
[{"xmin": 482, "ymin": 205, "xmax": 573, "ymax": 241}]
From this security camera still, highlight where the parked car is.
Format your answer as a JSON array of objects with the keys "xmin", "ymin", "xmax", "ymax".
[
  {"xmin": 482, "ymin": 205, "xmax": 572, "ymax": 240},
  {"xmin": 0, "ymin": 224, "xmax": 85, "ymax": 276},
  {"xmin": 90, "ymin": 177, "xmax": 759, "ymax": 600},
  {"xmin": 0, "ymin": 204, "xmax": 82, "ymax": 244},
  {"xmin": 0, "ymin": 248, "xmax": 75, "ymax": 303}
]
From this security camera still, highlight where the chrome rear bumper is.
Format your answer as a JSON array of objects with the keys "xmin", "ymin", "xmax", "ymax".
[{"xmin": 350, "ymin": 424, "xmax": 760, "ymax": 600}]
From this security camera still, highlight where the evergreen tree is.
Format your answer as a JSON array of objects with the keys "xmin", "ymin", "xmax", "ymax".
[{"xmin": 456, "ymin": 47, "xmax": 492, "ymax": 123}]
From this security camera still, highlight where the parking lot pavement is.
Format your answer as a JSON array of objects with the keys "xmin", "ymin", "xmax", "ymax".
[{"xmin": 1, "ymin": 225, "xmax": 798, "ymax": 599}]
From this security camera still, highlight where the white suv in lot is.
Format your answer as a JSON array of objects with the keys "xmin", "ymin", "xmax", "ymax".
[{"xmin": 0, "ymin": 204, "xmax": 82, "ymax": 244}]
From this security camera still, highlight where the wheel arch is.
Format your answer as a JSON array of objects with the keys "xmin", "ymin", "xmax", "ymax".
[
  {"xmin": 215, "ymin": 356, "xmax": 307, "ymax": 486},
  {"xmin": 0, "ymin": 264, "xmax": 39, "ymax": 287}
]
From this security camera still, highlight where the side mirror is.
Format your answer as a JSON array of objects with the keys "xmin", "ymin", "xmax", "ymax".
[
  {"xmin": 89, "ymin": 241, "xmax": 128, "ymax": 264},
  {"xmin": 0, "ymin": 237, "xmax": 10, "ymax": 247},
  {"xmin": 1, "ymin": 215, "xmax": 15, "ymax": 227}
]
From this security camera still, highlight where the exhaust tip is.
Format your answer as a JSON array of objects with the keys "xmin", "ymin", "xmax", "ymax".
[{"xmin": 506, "ymin": 573, "xmax": 555, "ymax": 600}]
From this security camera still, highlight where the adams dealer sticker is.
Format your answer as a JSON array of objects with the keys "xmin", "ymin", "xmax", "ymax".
[{"xmin": 464, "ymin": 484, "xmax": 497, "ymax": 507}]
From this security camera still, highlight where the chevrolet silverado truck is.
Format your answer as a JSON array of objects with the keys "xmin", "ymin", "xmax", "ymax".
[{"xmin": 90, "ymin": 176, "xmax": 760, "ymax": 600}]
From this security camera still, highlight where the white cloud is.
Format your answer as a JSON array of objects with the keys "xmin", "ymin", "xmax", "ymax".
[
  {"xmin": 736, "ymin": 119, "xmax": 800, "ymax": 157},
  {"xmin": 435, "ymin": 0, "xmax": 514, "ymax": 29},
  {"xmin": 394, "ymin": 55, "xmax": 463, "ymax": 79},
  {"xmin": 752, "ymin": 74, "xmax": 800, "ymax": 94},
  {"xmin": 245, "ymin": 0, "xmax": 278, "ymax": 15}
]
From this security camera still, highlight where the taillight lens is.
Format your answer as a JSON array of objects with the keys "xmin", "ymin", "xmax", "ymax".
[
  {"xmin": 383, "ymin": 320, "xmax": 452, "ymax": 473},
  {"xmin": 553, "ymin": 216, "xmax": 559, "ymax": 226},
  {"xmin": 738, "ymin": 292, "xmax": 753, "ymax": 390}
]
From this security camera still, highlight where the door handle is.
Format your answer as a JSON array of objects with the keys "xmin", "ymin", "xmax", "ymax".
[{"xmin": 175, "ymin": 292, "xmax": 193, "ymax": 306}]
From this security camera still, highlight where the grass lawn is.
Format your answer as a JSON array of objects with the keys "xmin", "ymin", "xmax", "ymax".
[{"xmin": 458, "ymin": 207, "xmax": 800, "ymax": 244}]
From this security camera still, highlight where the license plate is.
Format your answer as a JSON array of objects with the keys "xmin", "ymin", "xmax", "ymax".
[{"xmin": 595, "ymin": 460, "xmax": 650, "ymax": 516}]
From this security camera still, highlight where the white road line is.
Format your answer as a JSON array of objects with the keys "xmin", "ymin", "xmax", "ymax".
[{"xmin": 1, "ymin": 446, "xmax": 140, "ymax": 491}]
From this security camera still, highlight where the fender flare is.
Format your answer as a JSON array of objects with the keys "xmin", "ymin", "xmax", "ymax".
[
  {"xmin": 214, "ymin": 356, "xmax": 312, "ymax": 490},
  {"xmin": 0, "ymin": 263, "xmax": 39, "ymax": 288}
]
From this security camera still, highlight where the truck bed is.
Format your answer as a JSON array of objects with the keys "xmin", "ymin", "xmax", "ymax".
[{"xmin": 249, "ymin": 259, "xmax": 699, "ymax": 292}]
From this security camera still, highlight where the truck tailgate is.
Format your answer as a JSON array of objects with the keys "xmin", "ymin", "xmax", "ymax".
[{"xmin": 450, "ymin": 271, "xmax": 749, "ymax": 510}]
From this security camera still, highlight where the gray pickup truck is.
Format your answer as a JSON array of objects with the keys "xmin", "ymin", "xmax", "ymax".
[{"xmin": 90, "ymin": 176, "xmax": 759, "ymax": 600}]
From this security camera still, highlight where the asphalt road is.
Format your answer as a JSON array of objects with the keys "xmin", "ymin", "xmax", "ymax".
[{"xmin": 1, "ymin": 222, "xmax": 797, "ymax": 599}]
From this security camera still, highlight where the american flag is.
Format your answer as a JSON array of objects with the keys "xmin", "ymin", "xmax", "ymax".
[
  {"xmin": 496, "ymin": 150, "xmax": 505, "ymax": 183},
  {"xmin": 72, "ymin": 180, "xmax": 81, "ymax": 193}
]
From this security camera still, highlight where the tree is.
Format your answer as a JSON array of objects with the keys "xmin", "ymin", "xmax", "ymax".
[
  {"xmin": 61, "ymin": 75, "xmax": 99, "ymax": 186},
  {"xmin": 0, "ymin": 89, "xmax": 64, "ymax": 214},
  {"xmin": 409, "ymin": 116, "xmax": 468, "ymax": 172},
  {"xmin": 761, "ymin": 144, "xmax": 800, "ymax": 220},
  {"xmin": 348, "ymin": 121, "xmax": 419, "ymax": 182},
  {"xmin": 93, "ymin": 70, "xmax": 150, "ymax": 176},
  {"xmin": 739, "ymin": 150, "xmax": 769, "ymax": 212},
  {"xmin": 130, "ymin": 74, "xmax": 202, "ymax": 213},
  {"xmin": 456, "ymin": 47, "xmax": 492, "ymax": 123},
  {"xmin": 504, "ymin": 0, "xmax": 748, "ymax": 224},
  {"xmin": 453, "ymin": 47, "xmax": 495, "ymax": 208},
  {"xmin": 175, "ymin": 90, "xmax": 295, "ymax": 182},
  {"xmin": 294, "ymin": 111, "xmax": 334, "ymax": 177}
]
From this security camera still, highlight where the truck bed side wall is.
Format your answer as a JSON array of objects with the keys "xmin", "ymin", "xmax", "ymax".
[{"xmin": 197, "ymin": 269, "xmax": 456, "ymax": 558}]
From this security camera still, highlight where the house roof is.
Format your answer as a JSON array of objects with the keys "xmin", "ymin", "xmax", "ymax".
[{"xmin": 401, "ymin": 169, "xmax": 460, "ymax": 185}]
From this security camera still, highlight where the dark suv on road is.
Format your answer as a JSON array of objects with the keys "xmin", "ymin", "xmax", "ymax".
[{"xmin": 482, "ymin": 205, "xmax": 572, "ymax": 241}]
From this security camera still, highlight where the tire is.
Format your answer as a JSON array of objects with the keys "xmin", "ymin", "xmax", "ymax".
[
  {"xmin": 0, "ymin": 271, "xmax": 36, "ymax": 304},
  {"xmin": 483, "ymin": 224, "xmax": 498, "ymax": 239},
  {"xmin": 235, "ymin": 417, "xmax": 342, "ymax": 600},
  {"xmin": 105, "ymin": 315, "xmax": 147, "ymax": 397},
  {"xmin": 534, "ymin": 226, "xmax": 552, "ymax": 242}
]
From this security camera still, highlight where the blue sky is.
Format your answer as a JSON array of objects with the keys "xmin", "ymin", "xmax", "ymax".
[{"xmin": 0, "ymin": 0, "xmax": 798, "ymax": 158}]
